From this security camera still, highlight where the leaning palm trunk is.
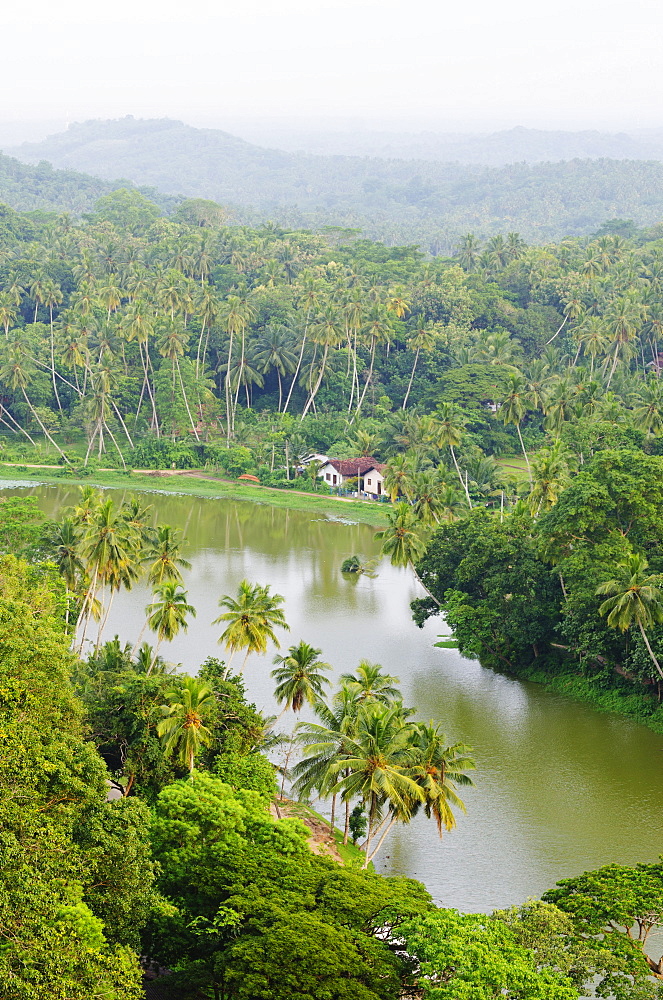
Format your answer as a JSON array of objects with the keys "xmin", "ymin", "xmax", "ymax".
[
  {"xmin": 606, "ymin": 341, "xmax": 621, "ymax": 389},
  {"xmin": 639, "ymin": 621, "xmax": 663, "ymax": 681},
  {"xmin": 22, "ymin": 388, "xmax": 70, "ymax": 462},
  {"xmin": 283, "ymin": 307, "xmax": 311, "ymax": 414},
  {"xmin": 177, "ymin": 359, "xmax": 200, "ymax": 441},
  {"xmin": 131, "ymin": 618, "xmax": 150, "ymax": 659},
  {"xmin": 410, "ymin": 560, "xmax": 440, "ymax": 607},
  {"xmin": 301, "ymin": 345, "xmax": 329, "ymax": 419},
  {"xmin": 450, "ymin": 445, "xmax": 472, "ymax": 508},
  {"xmin": 516, "ymin": 422, "xmax": 533, "ymax": 487},
  {"xmin": 95, "ymin": 588, "xmax": 116, "ymax": 653},
  {"xmin": 222, "ymin": 649, "xmax": 236, "ymax": 680},
  {"xmin": 50, "ymin": 308, "xmax": 62, "ymax": 412},
  {"xmin": 225, "ymin": 328, "xmax": 235, "ymax": 441},
  {"xmin": 402, "ymin": 347, "xmax": 420, "ymax": 410},
  {"xmin": 329, "ymin": 792, "xmax": 336, "ymax": 835},
  {"xmin": 354, "ymin": 337, "xmax": 377, "ymax": 418}
]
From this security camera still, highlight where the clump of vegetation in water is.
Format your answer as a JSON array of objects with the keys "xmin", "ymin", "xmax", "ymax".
[{"xmin": 341, "ymin": 554, "xmax": 379, "ymax": 576}]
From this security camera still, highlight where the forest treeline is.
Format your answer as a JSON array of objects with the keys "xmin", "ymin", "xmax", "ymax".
[
  {"xmin": 11, "ymin": 117, "xmax": 663, "ymax": 246},
  {"xmin": 1, "ymin": 192, "xmax": 663, "ymax": 722},
  {"xmin": 2, "ymin": 492, "xmax": 663, "ymax": 1000}
]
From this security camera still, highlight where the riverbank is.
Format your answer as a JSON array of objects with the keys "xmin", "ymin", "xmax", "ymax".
[
  {"xmin": 0, "ymin": 464, "xmax": 390, "ymax": 527},
  {"xmin": 521, "ymin": 663, "xmax": 663, "ymax": 736}
]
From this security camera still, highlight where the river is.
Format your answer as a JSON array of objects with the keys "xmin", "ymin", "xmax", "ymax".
[{"xmin": 8, "ymin": 480, "xmax": 663, "ymax": 913}]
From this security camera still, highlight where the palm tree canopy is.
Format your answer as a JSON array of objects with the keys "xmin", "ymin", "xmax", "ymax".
[
  {"xmin": 339, "ymin": 660, "xmax": 400, "ymax": 705},
  {"xmin": 214, "ymin": 579, "xmax": 289, "ymax": 656},
  {"xmin": 375, "ymin": 502, "xmax": 428, "ymax": 568},
  {"xmin": 157, "ymin": 677, "xmax": 215, "ymax": 774},
  {"xmin": 144, "ymin": 524, "xmax": 192, "ymax": 585},
  {"xmin": 271, "ymin": 640, "xmax": 332, "ymax": 713},
  {"xmin": 147, "ymin": 582, "xmax": 197, "ymax": 643},
  {"xmin": 597, "ymin": 553, "xmax": 663, "ymax": 633}
]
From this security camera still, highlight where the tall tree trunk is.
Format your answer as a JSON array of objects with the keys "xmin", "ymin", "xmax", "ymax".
[
  {"xmin": 329, "ymin": 792, "xmax": 336, "ymax": 834},
  {"xmin": 50, "ymin": 308, "xmax": 62, "ymax": 412},
  {"xmin": 402, "ymin": 347, "xmax": 420, "ymax": 410},
  {"xmin": 450, "ymin": 445, "xmax": 472, "ymax": 508},
  {"xmin": 638, "ymin": 620, "xmax": 663, "ymax": 680},
  {"xmin": 606, "ymin": 341, "xmax": 621, "ymax": 389},
  {"xmin": 225, "ymin": 327, "xmax": 235, "ymax": 442},
  {"xmin": 366, "ymin": 815, "xmax": 397, "ymax": 865},
  {"xmin": 301, "ymin": 344, "xmax": 328, "ymax": 420},
  {"xmin": 282, "ymin": 307, "xmax": 310, "ymax": 414},
  {"xmin": 177, "ymin": 359, "xmax": 200, "ymax": 441},
  {"xmin": 516, "ymin": 422, "xmax": 532, "ymax": 487},
  {"xmin": 354, "ymin": 337, "xmax": 377, "ymax": 419},
  {"xmin": 22, "ymin": 388, "xmax": 70, "ymax": 462}
]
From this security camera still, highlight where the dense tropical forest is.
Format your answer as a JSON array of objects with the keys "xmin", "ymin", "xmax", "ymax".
[
  {"xmin": 3, "ymin": 489, "xmax": 663, "ymax": 999},
  {"xmin": 11, "ymin": 117, "xmax": 663, "ymax": 246},
  {"xmin": 2, "ymin": 188, "xmax": 663, "ymax": 997}
]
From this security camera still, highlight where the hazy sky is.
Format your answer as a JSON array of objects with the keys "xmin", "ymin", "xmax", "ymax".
[{"xmin": 3, "ymin": 0, "xmax": 662, "ymax": 132}]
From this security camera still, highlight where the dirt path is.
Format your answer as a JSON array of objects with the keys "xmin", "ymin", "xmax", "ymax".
[{"xmin": 270, "ymin": 798, "xmax": 344, "ymax": 863}]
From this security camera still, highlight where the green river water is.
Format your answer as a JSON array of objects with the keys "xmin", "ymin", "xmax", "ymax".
[{"xmin": 9, "ymin": 481, "xmax": 663, "ymax": 913}]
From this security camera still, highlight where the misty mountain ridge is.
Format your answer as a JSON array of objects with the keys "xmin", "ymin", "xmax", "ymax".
[
  {"xmin": 226, "ymin": 122, "xmax": 663, "ymax": 164},
  {"xmin": 8, "ymin": 116, "xmax": 663, "ymax": 250}
]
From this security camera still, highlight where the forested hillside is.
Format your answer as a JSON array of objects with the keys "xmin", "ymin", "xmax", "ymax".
[
  {"xmin": 12, "ymin": 117, "xmax": 663, "ymax": 248},
  {"xmin": 0, "ymin": 192, "xmax": 662, "ymax": 721},
  {"xmin": 0, "ymin": 149, "xmax": 177, "ymax": 216}
]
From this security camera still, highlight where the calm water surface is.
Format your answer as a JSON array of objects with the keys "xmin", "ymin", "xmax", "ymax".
[{"xmin": 9, "ymin": 481, "xmax": 663, "ymax": 912}]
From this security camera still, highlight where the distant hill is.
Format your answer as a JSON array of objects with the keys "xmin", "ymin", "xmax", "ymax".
[
  {"xmin": 0, "ymin": 147, "xmax": 177, "ymax": 217},
  {"xmin": 10, "ymin": 117, "xmax": 663, "ymax": 249},
  {"xmin": 228, "ymin": 123, "xmax": 663, "ymax": 165}
]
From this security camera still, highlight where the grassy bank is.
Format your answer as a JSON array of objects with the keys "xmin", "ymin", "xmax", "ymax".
[
  {"xmin": 522, "ymin": 663, "xmax": 663, "ymax": 736},
  {"xmin": 0, "ymin": 464, "xmax": 390, "ymax": 527}
]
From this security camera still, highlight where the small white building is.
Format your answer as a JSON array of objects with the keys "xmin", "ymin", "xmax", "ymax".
[{"xmin": 318, "ymin": 457, "xmax": 386, "ymax": 497}]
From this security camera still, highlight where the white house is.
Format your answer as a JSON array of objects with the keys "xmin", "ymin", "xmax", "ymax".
[{"xmin": 318, "ymin": 457, "xmax": 386, "ymax": 497}]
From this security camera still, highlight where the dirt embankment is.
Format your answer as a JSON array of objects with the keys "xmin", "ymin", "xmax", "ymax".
[{"xmin": 271, "ymin": 798, "xmax": 344, "ymax": 863}]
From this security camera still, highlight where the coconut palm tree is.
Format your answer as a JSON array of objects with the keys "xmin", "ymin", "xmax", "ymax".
[
  {"xmin": 329, "ymin": 703, "xmax": 425, "ymax": 867},
  {"xmin": 76, "ymin": 496, "xmax": 142, "ymax": 652},
  {"xmin": 293, "ymin": 687, "xmax": 360, "ymax": 840},
  {"xmin": 144, "ymin": 525, "xmax": 191, "ymax": 585},
  {"xmin": 49, "ymin": 516, "xmax": 84, "ymax": 629},
  {"xmin": 456, "ymin": 233, "xmax": 482, "ymax": 272},
  {"xmin": 409, "ymin": 470, "xmax": 461, "ymax": 526},
  {"xmin": 282, "ymin": 273, "xmax": 320, "ymax": 415},
  {"xmin": 409, "ymin": 722, "xmax": 475, "ymax": 834},
  {"xmin": 632, "ymin": 378, "xmax": 663, "ymax": 438},
  {"xmin": 253, "ymin": 326, "xmax": 297, "ymax": 412},
  {"xmin": 214, "ymin": 579, "xmax": 289, "ymax": 679},
  {"xmin": 0, "ymin": 343, "xmax": 70, "ymax": 461},
  {"xmin": 427, "ymin": 403, "xmax": 472, "ymax": 507},
  {"xmin": 597, "ymin": 553, "xmax": 663, "ymax": 681},
  {"xmin": 157, "ymin": 677, "xmax": 214, "ymax": 775},
  {"xmin": 146, "ymin": 582, "xmax": 197, "ymax": 673},
  {"xmin": 526, "ymin": 441, "xmax": 571, "ymax": 517},
  {"xmin": 402, "ymin": 323, "xmax": 436, "ymax": 410},
  {"xmin": 382, "ymin": 453, "xmax": 419, "ymax": 502},
  {"xmin": 500, "ymin": 372, "xmax": 532, "ymax": 486},
  {"xmin": 339, "ymin": 660, "xmax": 400, "ymax": 705},
  {"xmin": 301, "ymin": 305, "xmax": 343, "ymax": 419},
  {"xmin": 375, "ymin": 501, "xmax": 438, "ymax": 605},
  {"xmin": 272, "ymin": 641, "xmax": 332, "ymax": 715}
]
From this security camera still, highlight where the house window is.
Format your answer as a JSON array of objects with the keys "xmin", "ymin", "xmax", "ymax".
[
  {"xmin": 367, "ymin": 479, "xmax": 372, "ymax": 486},
  {"xmin": 326, "ymin": 473, "xmax": 331, "ymax": 481}
]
